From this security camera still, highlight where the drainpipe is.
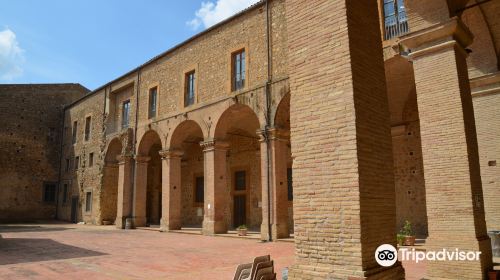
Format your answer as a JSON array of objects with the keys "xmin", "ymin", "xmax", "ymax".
[
  {"xmin": 264, "ymin": 0, "xmax": 273, "ymax": 242},
  {"xmin": 130, "ymin": 69, "xmax": 141, "ymax": 227},
  {"xmin": 55, "ymin": 104, "xmax": 66, "ymax": 220}
]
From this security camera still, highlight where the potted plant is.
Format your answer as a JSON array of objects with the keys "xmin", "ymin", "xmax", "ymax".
[
  {"xmin": 237, "ymin": 225, "xmax": 248, "ymax": 236},
  {"xmin": 401, "ymin": 220, "xmax": 416, "ymax": 246},
  {"xmin": 397, "ymin": 233, "xmax": 405, "ymax": 247}
]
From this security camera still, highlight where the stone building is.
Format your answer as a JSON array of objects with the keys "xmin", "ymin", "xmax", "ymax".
[
  {"xmin": 0, "ymin": 84, "xmax": 89, "ymax": 221},
  {"xmin": 1, "ymin": 0, "xmax": 499, "ymax": 279}
]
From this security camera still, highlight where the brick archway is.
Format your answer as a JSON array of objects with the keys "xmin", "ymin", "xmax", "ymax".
[
  {"xmin": 170, "ymin": 120, "xmax": 205, "ymax": 229},
  {"xmin": 136, "ymin": 130, "xmax": 162, "ymax": 227},
  {"xmin": 101, "ymin": 137, "xmax": 122, "ymax": 225}
]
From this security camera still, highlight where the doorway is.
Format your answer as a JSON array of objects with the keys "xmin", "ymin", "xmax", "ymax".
[
  {"xmin": 233, "ymin": 170, "xmax": 247, "ymax": 228},
  {"xmin": 70, "ymin": 196, "xmax": 78, "ymax": 223}
]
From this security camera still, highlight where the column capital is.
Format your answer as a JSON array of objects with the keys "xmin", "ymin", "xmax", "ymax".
[
  {"xmin": 256, "ymin": 127, "xmax": 289, "ymax": 142},
  {"xmin": 159, "ymin": 149, "xmax": 184, "ymax": 159},
  {"xmin": 135, "ymin": 156, "xmax": 151, "ymax": 164},
  {"xmin": 400, "ymin": 17, "xmax": 473, "ymax": 60},
  {"xmin": 470, "ymin": 72, "xmax": 500, "ymax": 97},
  {"xmin": 199, "ymin": 139, "xmax": 229, "ymax": 152},
  {"xmin": 116, "ymin": 154, "xmax": 133, "ymax": 165}
]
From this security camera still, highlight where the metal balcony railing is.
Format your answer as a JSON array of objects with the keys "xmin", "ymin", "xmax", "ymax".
[{"xmin": 384, "ymin": 13, "xmax": 409, "ymax": 40}]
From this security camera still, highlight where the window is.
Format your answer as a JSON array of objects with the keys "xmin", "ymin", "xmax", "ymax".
[
  {"xmin": 185, "ymin": 71, "xmax": 195, "ymax": 107},
  {"xmin": 85, "ymin": 192, "xmax": 92, "ymax": 212},
  {"xmin": 149, "ymin": 87, "xmax": 158, "ymax": 119},
  {"xmin": 235, "ymin": 171, "xmax": 246, "ymax": 191},
  {"xmin": 195, "ymin": 176, "xmax": 204, "ymax": 204},
  {"xmin": 287, "ymin": 168, "xmax": 293, "ymax": 201},
  {"xmin": 89, "ymin": 153, "xmax": 94, "ymax": 167},
  {"xmin": 84, "ymin": 116, "xmax": 91, "ymax": 141},
  {"xmin": 72, "ymin": 121, "xmax": 78, "ymax": 144},
  {"xmin": 232, "ymin": 50, "xmax": 246, "ymax": 91},
  {"xmin": 75, "ymin": 156, "xmax": 80, "ymax": 170},
  {"xmin": 383, "ymin": 0, "xmax": 409, "ymax": 40},
  {"xmin": 122, "ymin": 100, "xmax": 130, "ymax": 128},
  {"xmin": 43, "ymin": 183, "xmax": 56, "ymax": 203},
  {"xmin": 62, "ymin": 184, "xmax": 68, "ymax": 204},
  {"xmin": 65, "ymin": 158, "xmax": 71, "ymax": 172}
]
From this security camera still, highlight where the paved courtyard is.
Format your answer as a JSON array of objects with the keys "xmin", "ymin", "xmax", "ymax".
[{"xmin": 0, "ymin": 222, "xmax": 425, "ymax": 279}]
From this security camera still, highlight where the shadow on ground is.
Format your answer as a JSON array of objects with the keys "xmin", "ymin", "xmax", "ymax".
[
  {"xmin": 0, "ymin": 225, "xmax": 71, "ymax": 233},
  {"xmin": 0, "ymin": 238, "xmax": 106, "ymax": 265}
]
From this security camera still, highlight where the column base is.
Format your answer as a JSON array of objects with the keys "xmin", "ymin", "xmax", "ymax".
[
  {"xmin": 115, "ymin": 216, "xmax": 126, "ymax": 229},
  {"xmin": 260, "ymin": 223, "xmax": 270, "ymax": 241},
  {"xmin": 160, "ymin": 218, "xmax": 182, "ymax": 232},
  {"xmin": 202, "ymin": 219, "xmax": 227, "ymax": 235},
  {"xmin": 289, "ymin": 262, "xmax": 405, "ymax": 280}
]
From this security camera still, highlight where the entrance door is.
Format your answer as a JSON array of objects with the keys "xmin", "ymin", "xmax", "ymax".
[
  {"xmin": 233, "ymin": 195, "xmax": 246, "ymax": 227},
  {"xmin": 70, "ymin": 196, "xmax": 78, "ymax": 223}
]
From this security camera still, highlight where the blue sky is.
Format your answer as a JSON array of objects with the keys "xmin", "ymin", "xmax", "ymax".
[{"xmin": 0, "ymin": 0, "xmax": 259, "ymax": 90}]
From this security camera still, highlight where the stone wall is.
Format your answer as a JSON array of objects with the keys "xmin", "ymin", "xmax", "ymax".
[
  {"xmin": 0, "ymin": 84, "xmax": 88, "ymax": 221},
  {"xmin": 58, "ymin": 90, "xmax": 105, "ymax": 224}
]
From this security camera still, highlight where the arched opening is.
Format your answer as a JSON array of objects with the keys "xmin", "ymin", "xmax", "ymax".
[
  {"xmin": 214, "ymin": 104, "xmax": 261, "ymax": 231},
  {"xmin": 385, "ymin": 56, "xmax": 428, "ymax": 238},
  {"xmin": 101, "ymin": 138, "xmax": 122, "ymax": 225},
  {"xmin": 137, "ymin": 130, "xmax": 162, "ymax": 227},
  {"xmin": 170, "ymin": 120, "xmax": 205, "ymax": 229},
  {"xmin": 274, "ymin": 93, "xmax": 293, "ymax": 238}
]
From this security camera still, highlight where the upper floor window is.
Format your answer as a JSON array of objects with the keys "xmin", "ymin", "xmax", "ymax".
[
  {"xmin": 122, "ymin": 100, "xmax": 130, "ymax": 129},
  {"xmin": 383, "ymin": 0, "xmax": 409, "ymax": 40},
  {"xmin": 185, "ymin": 71, "xmax": 195, "ymax": 107},
  {"xmin": 149, "ymin": 87, "xmax": 158, "ymax": 119},
  {"xmin": 232, "ymin": 50, "xmax": 246, "ymax": 91},
  {"xmin": 84, "ymin": 116, "xmax": 91, "ymax": 141},
  {"xmin": 72, "ymin": 121, "xmax": 78, "ymax": 144}
]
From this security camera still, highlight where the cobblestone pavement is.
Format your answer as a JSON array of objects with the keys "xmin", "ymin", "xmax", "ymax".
[{"xmin": 0, "ymin": 222, "xmax": 425, "ymax": 279}]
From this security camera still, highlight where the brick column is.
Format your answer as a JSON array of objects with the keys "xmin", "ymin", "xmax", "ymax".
[
  {"xmin": 286, "ymin": 0, "xmax": 404, "ymax": 278},
  {"xmin": 401, "ymin": 18, "xmax": 492, "ymax": 279},
  {"xmin": 258, "ymin": 130, "xmax": 271, "ymax": 241},
  {"xmin": 116, "ymin": 154, "xmax": 133, "ymax": 229},
  {"xmin": 132, "ymin": 156, "xmax": 150, "ymax": 227},
  {"xmin": 471, "ymin": 73, "xmax": 500, "ymax": 232},
  {"xmin": 259, "ymin": 128, "xmax": 289, "ymax": 241},
  {"xmin": 200, "ymin": 139, "xmax": 229, "ymax": 235},
  {"xmin": 159, "ymin": 149, "xmax": 183, "ymax": 231}
]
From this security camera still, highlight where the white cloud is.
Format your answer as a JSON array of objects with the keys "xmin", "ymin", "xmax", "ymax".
[
  {"xmin": 188, "ymin": 0, "xmax": 261, "ymax": 30},
  {"xmin": 0, "ymin": 28, "xmax": 25, "ymax": 80}
]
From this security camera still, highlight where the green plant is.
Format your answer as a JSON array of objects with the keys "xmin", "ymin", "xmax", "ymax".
[
  {"xmin": 401, "ymin": 220, "xmax": 414, "ymax": 236},
  {"xmin": 397, "ymin": 233, "xmax": 405, "ymax": 245},
  {"xmin": 237, "ymin": 224, "xmax": 247, "ymax": 230}
]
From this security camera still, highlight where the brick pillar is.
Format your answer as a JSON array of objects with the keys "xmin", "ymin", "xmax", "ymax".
[
  {"xmin": 471, "ymin": 73, "xmax": 500, "ymax": 232},
  {"xmin": 116, "ymin": 154, "xmax": 133, "ymax": 229},
  {"xmin": 259, "ymin": 128, "xmax": 290, "ymax": 240},
  {"xmin": 401, "ymin": 18, "xmax": 493, "ymax": 279},
  {"xmin": 132, "ymin": 156, "xmax": 150, "ymax": 227},
  {"xmin": 258, "ymin": 130, "xmax": 271, "ymax": 241},
  {"xmin": 200, "ymin": 139, "xmax": 229, "ymax": 235},
  {"xmin": 159, "ymin": 149, "xmax": 183, "ymax": 231},
  {"xmin": 287, "ymin": 0, "xmax": 404, "ymax": 278}
]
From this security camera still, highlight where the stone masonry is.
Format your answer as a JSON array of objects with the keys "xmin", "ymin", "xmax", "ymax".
[{"xmin": 1, "ymin": 0, "xmax": 499, "ymax": 279}]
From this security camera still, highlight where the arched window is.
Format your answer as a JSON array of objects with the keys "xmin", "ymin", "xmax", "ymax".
[{"xmin": 384, "ymin": 0, "xmax": 409, "ymax": 40}]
